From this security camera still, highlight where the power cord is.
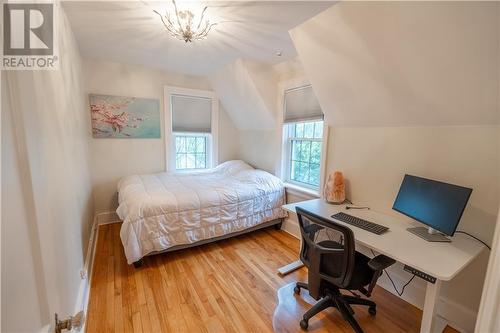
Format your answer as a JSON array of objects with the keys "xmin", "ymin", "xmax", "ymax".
[
  {"xmin": 370, "ymin": 250, "xmax": 415, "ymax": 297},
  {"xmin": 346, "ymin": 206, "xmax": 370, "ymax": 210},
  {"xmin": 343, "ymin": 199, "xmax": 370, "ymax": 210},
  {"xmin": 384, "ymin": 270, "xmax": 416, "ymax": 297},
  {"xmin": 455, "ymin": 231, "xmax": 491, "ymax": 250}
]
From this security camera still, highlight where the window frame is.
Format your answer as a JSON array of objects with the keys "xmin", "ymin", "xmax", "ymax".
[
  {"xmin": 283, "ymin": 120, "xmax": 325, "ymax": 191},
  {"xmin": 164, "ymin": 86, "xmax": 219, "ymax": 172},
  {"xmin": 278, "ymin": 80, "xmax": 328, "ymax": 196},
  {"xmin": 173, "ymin": 132, "xmax": 211, "ymax": 171}
]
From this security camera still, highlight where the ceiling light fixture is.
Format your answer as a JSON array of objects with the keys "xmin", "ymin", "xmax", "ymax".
[{"xmin": 154, "ymin": 0, "xmax": 217, "ymax": 43}]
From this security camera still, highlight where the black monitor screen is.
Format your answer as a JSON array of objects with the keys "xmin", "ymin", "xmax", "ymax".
[{"xmin": 392, "ymin": 175, "xmax": 472, "ymax": 236}]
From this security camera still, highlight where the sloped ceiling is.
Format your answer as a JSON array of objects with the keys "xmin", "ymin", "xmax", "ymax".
[
  {"xmin": 290, "ymin": 2, "xmax": 500, "ymax": 127},
  {"xmin": 209, "ymin": 59, "xmax": 278, "ymax": 130}
]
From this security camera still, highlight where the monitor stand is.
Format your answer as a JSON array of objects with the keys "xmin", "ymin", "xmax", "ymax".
[{"xmin": 407, "ymin": 227, "xmax": 451, "ymax": 242}]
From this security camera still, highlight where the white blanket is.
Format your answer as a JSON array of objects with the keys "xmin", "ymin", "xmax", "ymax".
[{"xmin": 117, "ymin": 160, "xmax": 287, "ymax": 264}]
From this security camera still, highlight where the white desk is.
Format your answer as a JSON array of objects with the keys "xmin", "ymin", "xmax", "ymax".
[{"xmin": 281, "ymin": 199, "xmax": 485, "ymax": 333}]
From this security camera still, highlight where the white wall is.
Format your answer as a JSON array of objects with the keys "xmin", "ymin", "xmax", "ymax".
[
  {"xmin": 237, "ymin": 129, "xmax": 281, "ymax": 174},
  {"xmin": 83, "ymin": 59, "xmax": 240, "ymax": 212},
  {"xmin": 234, "ymin": 59, "xmax": 307, "ymax": 174},
  {"xmin": 209, "ymin": 59, "xmax": 278, "ymax": 130},
  {"xmin": 327, "ymin": 126, "xmax": 498, "ymax": 319},
  {"xmin": 1, "ymin": 4, "xmax": 94, "ymax": 331},
  {"xmin": 2, "ymin": 74, "xmax": 48, "ymax": 332},
  {"xmin": 218, "ymin": 105, "xmax": 241, "ymax": 163},
  {"xmin": 290, "ymin": 2, "xmax": 499, "ymax": 127},
  {"xmin": 286, "ymin": 2, "xmax": 500, "ymax": 331}
]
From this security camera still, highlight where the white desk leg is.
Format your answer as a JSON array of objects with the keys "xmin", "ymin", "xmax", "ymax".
[
  {"xmin": 277, "ymin": 223, "xmax": 304, "ymax": 276},
  {"xmin": 421, "ymin": 280, "xmax": 447, "ymax": 333},
  {"xmin": 277, "ymin": 260, "xmax": 304, "ymax": 276}
]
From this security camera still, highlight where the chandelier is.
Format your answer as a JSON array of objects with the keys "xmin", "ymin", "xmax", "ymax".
[{"xmin": 154, "ymin": 0, "xmax": 217, "ymax": 43}]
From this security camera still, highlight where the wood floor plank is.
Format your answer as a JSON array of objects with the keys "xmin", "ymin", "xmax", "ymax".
[{"xmin": 87, "ymin": 223, "xmax": 460, "ymax": 333}]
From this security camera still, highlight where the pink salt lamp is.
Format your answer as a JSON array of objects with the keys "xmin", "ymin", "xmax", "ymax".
[{"xmin": 324, "ymin": 171, "xmax": 346, "ymax": 204}]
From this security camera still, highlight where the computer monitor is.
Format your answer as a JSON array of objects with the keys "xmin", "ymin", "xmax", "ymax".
[{"xmin": 392, "ymin": 175, "xmax": 472, "ymax": 242}]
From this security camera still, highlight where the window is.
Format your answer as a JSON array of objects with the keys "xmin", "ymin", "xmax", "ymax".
[
  {"xmin": 281, "ymin": 84, "xmax": 325, "ymax": 191},
  {"xmin": 165, "ymin": 87, "xmax": 219, "ymax": 171},
  {"xmin": 174, "ymin": 134, "xmax": 208, "ymax": 170},
  {"xmin": 285, "ymin": 121, "xmax": 324, "ymax": 188}
]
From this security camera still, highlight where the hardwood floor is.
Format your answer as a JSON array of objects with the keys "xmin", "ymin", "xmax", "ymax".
[{"xmin": 87, "ymin": 223, "xmax": 458, "ymax": 333}]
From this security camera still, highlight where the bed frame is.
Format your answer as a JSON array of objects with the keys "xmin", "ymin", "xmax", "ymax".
[{"xmin": 132, "ymin": 218, "xmax": 284, "ymax": 268}]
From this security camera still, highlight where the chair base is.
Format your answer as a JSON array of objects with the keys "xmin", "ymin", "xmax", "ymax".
[{"xmin": 294, "ymin": 282, "xmax": 376, "ymax": 333}]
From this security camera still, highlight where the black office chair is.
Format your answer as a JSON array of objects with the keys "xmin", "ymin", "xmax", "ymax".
[{"xmin": 294, "ymin": 207, "xmax": 396, "ymax": 332}]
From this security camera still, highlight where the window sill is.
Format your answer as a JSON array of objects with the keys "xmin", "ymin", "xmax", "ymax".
[{"xmin": 284, "ymin": 182, "xmax": 321, "ymax": 199}]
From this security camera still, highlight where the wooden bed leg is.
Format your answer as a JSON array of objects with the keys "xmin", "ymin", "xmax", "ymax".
[
  {"xmin": 133, "ymin": 259, "xmax": 143, "ymax": 268},
  {"xmin": 274, "ymin": 220, "xmax": 283, "ymax": 230}
]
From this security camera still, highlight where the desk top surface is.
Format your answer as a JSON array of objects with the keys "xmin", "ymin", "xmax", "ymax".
[{"xmin": 283, "ymin": 199, "xmax": 485, "ymax": 281}]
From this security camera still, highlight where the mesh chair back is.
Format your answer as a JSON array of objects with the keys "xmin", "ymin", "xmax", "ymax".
[{"xmin": 296, "ymin": 206, "xmax": 356, "ymax": 289}]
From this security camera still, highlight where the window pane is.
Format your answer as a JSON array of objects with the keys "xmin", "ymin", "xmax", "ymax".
[
  {"xmin": 304, "ymin": 122, "xmax": 314, "ymax": 138},
  {"xmin": 176, "ymin": 153, "xmax": 183, "ymax": 169},
  {"xmin": 314, "ymin": 121, "xmax": 323, "ymax": 139},
  {"xmin": 185, "ymin": 137, "xmax": 195, "ymax": 153},
  {"xmin": 185, "ymin": 153, "xmax": 195, "ymax": 168},
  {"xmin": 291, "ymin": 161, "xmax": 300, "ymax": 183},
  {"xmin": 309, "ymin": 163, "xmax": 320, "ymax": 186},
  {"xmin": 295, "ymin": 123, "xmax": 304, "ymax": 138},
  {"xmin": 178, "ymin": 154, "xmax": 187, "ymax": 169},
  {"xmin": 175, "ymin": 135, "xmax": 209, "ymax": 170},
  {"xmin": 196, "ymin": 137, "xmax": 205, "ymax": 153},
  {"xmin": 285, "ymin": 120, "xmax": 323, "ymax": 188},
  {"xmin": 292, "ymin": 161, "xmax": 310, "ymax": 184},
  {"xmin": 176, "ymin": 137, "xmax": 185, "ymax": 153},
  {"xmin": 310, "ymin": 142, "xmax": 322, "ymax": 164},
  {"xmin": 291, "ymin": 160, "xmax": 300, "ymax": 182},
  {"xmin": 299, "ymin": 141, "xmax": 311, "ymax": 162},
  {"xmin": 195, "ymin": 153, "xmax": 206, "ymax": 168},
  {"xmin": 291, "ymin": 140, "xmax": 300, "ymax": 161}
]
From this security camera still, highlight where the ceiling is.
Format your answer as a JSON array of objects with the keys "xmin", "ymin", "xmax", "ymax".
[{"xmin": 63, "ymin": 1, "xmax": 333, "ymax": 76}]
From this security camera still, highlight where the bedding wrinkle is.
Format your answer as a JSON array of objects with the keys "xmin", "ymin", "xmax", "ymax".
[
  {"xmin": 116, "ymin": 189, "xmax": 284, "ymax": 221},
  {"xmin": 117, "ymin": 161, "xmax": 286, "ymax": 264},
  {"xmin": 178, "ymin": 173, "xmax": 203, "ymax": 230}
]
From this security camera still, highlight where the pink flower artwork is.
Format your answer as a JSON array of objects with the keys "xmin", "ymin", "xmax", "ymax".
[{"xmin": 89, "ymin": 94, "xmax": 160, "ymax": 138}]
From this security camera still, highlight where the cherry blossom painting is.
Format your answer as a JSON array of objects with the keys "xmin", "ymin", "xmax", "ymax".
[{"xmin": 89, "ymin": 94, "xmax": 160, "ymax": 138}]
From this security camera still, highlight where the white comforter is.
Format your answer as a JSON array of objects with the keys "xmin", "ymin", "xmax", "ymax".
[{"xmin": 117, "ymin": 160, "xmax": 287, "ymax": 264}]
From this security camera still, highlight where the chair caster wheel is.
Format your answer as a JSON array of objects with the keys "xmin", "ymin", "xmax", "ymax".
[
  {"xmin": 368, "ymin": 306, "xmax": 377, "ymax": 315},
  {"xmin": 300, "ymin": 319, "xmax": 309, "ymax": 330},
  {"xmin": 294, "ymin": 286, "xmax": 301, "ymax": 295}
]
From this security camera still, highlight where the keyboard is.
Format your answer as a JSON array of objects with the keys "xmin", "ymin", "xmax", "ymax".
[{"xmin": 331, "ymin": 212, "xmax": 389, "ymax": 235}]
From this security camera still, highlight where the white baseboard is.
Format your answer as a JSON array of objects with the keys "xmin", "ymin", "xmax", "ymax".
[
  {"xmin": 71, "ymin": 214, "xmax": 101, "ymax": 332},
  {"xmin": 95, "ymin": 211, "xmax": 121, "ymax": 225},
  {"xmin": 281, "ymin": 217, "xmax": 476, "ymax": 332},
  {"xmin": 71, "ymin": 277, "xmax": 90, "ymax": 332},
  {"xmin": 282, "ymin": 217, "xmax": 300, "ymax": 238},
  {"xmin": 439, "ymin": 296, "xmax": 477, "ymax": 333}
]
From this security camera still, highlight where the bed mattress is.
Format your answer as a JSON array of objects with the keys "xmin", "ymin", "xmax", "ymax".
[{"xmin": 117, "ymin": 160, "xmax": 287, "ymax": 264}]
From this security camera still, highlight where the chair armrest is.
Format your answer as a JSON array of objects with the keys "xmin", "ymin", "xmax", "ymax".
[
  {"xmin": 362, "ymin": 255, "xmax": 396, "ymax": 297},
  {"xmin": 368, "ymin": 255, "xmax": 396, "ymax": 272}
]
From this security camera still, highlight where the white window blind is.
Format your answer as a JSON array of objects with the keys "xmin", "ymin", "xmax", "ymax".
[
  {"xmin": 283, "ymin": 85, "xmax": 323, "ymax": 123},
  {"xmin": 171, "ymin": 94, "xmax": 212, "ymax": 133}
]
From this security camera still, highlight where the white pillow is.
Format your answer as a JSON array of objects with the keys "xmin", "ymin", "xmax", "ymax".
[{"xmin": 215, "ymin": 160, "xmax": 253, "ymax": 175}]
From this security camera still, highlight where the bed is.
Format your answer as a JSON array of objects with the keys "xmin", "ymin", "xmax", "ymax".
[{"xmin": 116, "ymin": 160, "xmax": 287, "ymax": 265}]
